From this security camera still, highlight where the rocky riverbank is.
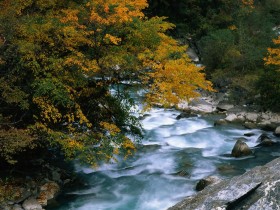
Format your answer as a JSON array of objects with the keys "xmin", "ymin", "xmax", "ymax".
[
  {"xmin": 0, "ymin": 159, "xmax": 76, "ymax": 210},
  {"xmin": 168, "ymin": 156, "xmax": 280, "ymax": 210},
  {"xmin": 178, "ymin": 91, "xmax": 280, "ymax": 134},
  {"xmin": 170, "ymin": 92, "xmax": 280, "ymax": 210}
]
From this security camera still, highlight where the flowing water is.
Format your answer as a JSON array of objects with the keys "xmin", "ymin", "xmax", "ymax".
[{"xmin": 49, "ymin": 89, "xmax": 280, "ymax": 210}]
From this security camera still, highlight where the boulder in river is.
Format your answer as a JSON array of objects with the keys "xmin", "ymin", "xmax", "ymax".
[
  {"xmin": 244, "ymin": 132, "xmax": 255, "ymax": 137},
  {"xmin": 256, "ymin": 134, "xmax": 275, "ymax": 147},
  {"xmin": 176, "ymin": 111, "xmax": 197, "ymax": 120},
  {"xmin": 168, "ymin": 157, "xmax": 280, "ymax": 210},
  {"xmin": 231, "ymin": 139, "xmax": 252, "ymax": 157},
  {"xmin": 195, "ymin": 176, "xmax": 221, "ymax": 191}
]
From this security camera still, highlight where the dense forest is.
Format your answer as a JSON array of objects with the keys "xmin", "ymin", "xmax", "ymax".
[
  {"xmin": 0, "ymin": 0, "xmax": 280, "ymax": 174},
  {"xmin": 148, "ymin": 0, "xmax": 280, "ymax": 108}
]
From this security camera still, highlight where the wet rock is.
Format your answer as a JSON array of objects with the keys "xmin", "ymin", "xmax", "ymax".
[
  {"xmin": 256, "ymin": 134, "xmax": 275, "ymax": 147},
  {"xmin": 244, "ymin": 132, "xmax": 255, "ymax": 137},
  {"xmin": 176, "ymin": 111, "xmax": 197, "ymax": 120},
  {"xmin": 22, "ymin": 197, "xmax": 43, "ymax": 210},
  {"xmin": 174, "ymin": 170, "xmax": 190, "ymax": 177},
  {"xmin": 231, "ymin": 139, "xmax": 252, "ymax": 157},
  {"xmin": 37, "ymin": 182, "xmax": 60, "ymax": 206},
  {"xmin": 195, "ymin": 176, "xmax": 221, "ymax": 191},
  {"xmin": 138, "ymin": 114, "xmax": 151, "ymax": 120},
  {"xmin": 274, "ymin": 126, "xmax": 280, "ymax": 136},
  {"xmin": 168, "ymin": 157, "xmax": 280, "ymax": 210}
]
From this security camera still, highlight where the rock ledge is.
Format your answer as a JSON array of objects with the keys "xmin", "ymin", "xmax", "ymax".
[{"xmin": 168, "ymin": 157, "xmax": 280, "ymax": 210}]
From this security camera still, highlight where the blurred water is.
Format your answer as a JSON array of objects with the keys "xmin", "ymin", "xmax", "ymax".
[{"xmin": 49, "ymin": 91, "xmax": 280, "ymax": 210}]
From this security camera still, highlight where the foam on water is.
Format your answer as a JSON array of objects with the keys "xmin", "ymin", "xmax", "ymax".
[
  {"xmin": 141, "ymin": 108, "xmax": 178, "ymax": 130},
  {"xmin": 54, "ymin": 107, "xmax": 280, "ymax": 210}
]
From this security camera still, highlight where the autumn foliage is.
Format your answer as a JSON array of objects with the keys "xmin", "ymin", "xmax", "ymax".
[
  {"xmin": 0, "ymin": 0, "xmax": 212, "ymax": 165},
  {"xmin": 265, "ymin": 36, "xmax": 280, "ymax": 68}
]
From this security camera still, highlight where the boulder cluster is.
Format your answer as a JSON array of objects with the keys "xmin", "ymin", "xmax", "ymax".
[{"xmin": 0, "ymin": 162, "xmax": 73, "ymax": 210}]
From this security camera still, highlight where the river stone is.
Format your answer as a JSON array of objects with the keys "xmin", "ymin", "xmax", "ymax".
[
  {"xmin": 37, "ymin": 182, "xmax": 60, "ymax": 206},
  {"xmin": 168, "ymin": 157, "xmax": 280, "ymax": 210},
  {"xmin": 225, "ymin": 114, "xmax": 237, "ymax": 122},
  {"xmin": 274, "ymin": 126, "xmax": 280, "ymax": 136},
  {"xmin": 231, "ymin": 139, "xmax": 252, "ymax": 157},
  {"xmin": 195, "ymin": 176, "xmax": 221, "ymax": 191},
  {"xmin": 138, "ymin": 114, "xmax": 151, "ymax": 120},
  {"xmin": 187, "ymin": 98, "xmax": 215, "ymax": 113},
  {"xmin": 244, "ymin": 132, "xmax": 255, "ymax": 137},
  {"xmin": 216, "ymin": 103, "xmax": 234, "ymax": 112},
  {"xmin": 12, "ymin": 204, "xmax": 24, "ymax": 210},
  {"xmin": 256, "ymin": 134, "xmax": 275, "ymax": 146},
  {"xmin": 22, "ymin": 197, "xmax": 43, "ymax": 210},
  {"xmin": 245, "ymin": 112, "xmax": 259, "ymax": 122},
  {"xmin": 176, "ymin": 111, "xmax": 197, "ymax": 120}
]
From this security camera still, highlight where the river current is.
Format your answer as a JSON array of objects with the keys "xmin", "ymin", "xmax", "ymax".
[{"xmin": 49, "ymin": 91, "xmax": 280, "ymax": 210}]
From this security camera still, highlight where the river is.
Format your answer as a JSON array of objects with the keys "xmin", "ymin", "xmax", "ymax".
[{"xmin": 48, "ymin": 88, "xmax": 280, "ymax": 210}]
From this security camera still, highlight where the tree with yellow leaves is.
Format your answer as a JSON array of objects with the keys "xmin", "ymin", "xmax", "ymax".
[
  {"xmin": 0, "ymin": 0, "xmax": 212, "ymax": 165},
  {"xmin": 265, "ymin": 36, "xmax": 280, "ymax": 68},
  {"xmin": 257, "ymin": 35, "xmax": 280, "ymax": 112}
]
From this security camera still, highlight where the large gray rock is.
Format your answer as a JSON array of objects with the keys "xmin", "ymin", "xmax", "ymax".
[
  {"xmin": 168, "ymin": 157, "xmax": 280, "ymax": 210},
  {"xmin": 225, "ymin": 114, "xmax": 238, "ymax": 122},
  {"xmin": 245, "ymin": 112, "xmax": 259, "ymax": 122},
  {"xmin": 22, "ymin": 197, "xmax": 42, "ymax": 210},
  {"xmin": 186, "ymin": 98, "xmax": 215, "ymax": 113},
  {"xmin": 231, "ymin": 139, "xmax": 252, "ymax": 157}
]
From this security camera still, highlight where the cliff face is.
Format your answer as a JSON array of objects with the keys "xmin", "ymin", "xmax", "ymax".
[{"xmin": 169, "ymin": 157, "xmax": 280, "ymax": 210}]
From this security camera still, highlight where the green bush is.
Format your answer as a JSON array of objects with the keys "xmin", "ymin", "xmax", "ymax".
[{"xmin": 256, "ymin": 69, "xmax": 280, "ymax": 112}]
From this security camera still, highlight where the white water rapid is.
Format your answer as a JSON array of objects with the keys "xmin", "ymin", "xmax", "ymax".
[{"xmin": 49, "ymin": 104, "xmax": 280, "ymax": 210}]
